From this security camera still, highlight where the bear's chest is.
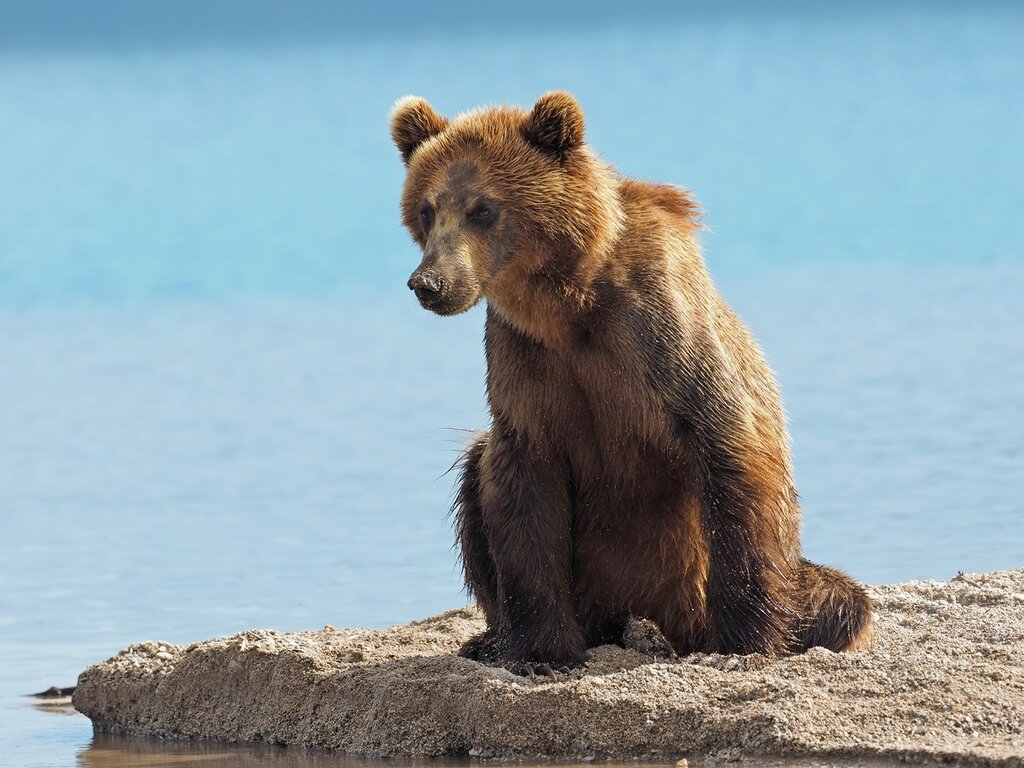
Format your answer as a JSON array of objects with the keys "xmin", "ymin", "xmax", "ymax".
[{"xmin": 486, "ymin": 320, "xmax": 679, "ymax": 481}]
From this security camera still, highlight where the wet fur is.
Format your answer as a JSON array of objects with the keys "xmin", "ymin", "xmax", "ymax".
[{"xmin": 392, "ymin": 92, "xmax": 874, "ymax": 668}]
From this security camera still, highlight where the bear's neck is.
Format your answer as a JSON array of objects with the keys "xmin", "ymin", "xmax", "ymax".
[
  {"xmin": 485, "ymin": 237, "xmax": 614, "ymax": 350},
  {"xmin": 486, "ymin": 162, "xmax": 625, "ymax": 348}
]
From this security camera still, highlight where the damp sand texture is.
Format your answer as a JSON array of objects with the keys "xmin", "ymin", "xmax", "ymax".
[{"xmin": 74, "ymin": 569, "xmax": 1024, "ymax": 764}]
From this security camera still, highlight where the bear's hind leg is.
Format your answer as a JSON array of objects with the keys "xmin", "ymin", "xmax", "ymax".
[
  {"xmin": 453, "ymin": 434, "xmax": 500, "ymax": 661},
  {"xmin": 794, "ymin": 559, "xmax": 874, "ymax": 652}
]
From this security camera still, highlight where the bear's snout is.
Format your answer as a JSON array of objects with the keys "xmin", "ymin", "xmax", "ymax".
[
  {"xmin": 407, "ymin": 261, "xmax": 481, "ymax": 316},
  {"xmin": 407, "ymin": 269, "xmax": 445, "ymax": 306}
]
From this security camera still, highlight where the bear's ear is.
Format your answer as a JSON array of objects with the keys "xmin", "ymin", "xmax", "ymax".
[
  {"xmin": 390, "ymin": 96, "xmax": 448, "ymax": 165},
  {"xmin": 521, "ymin": 91, "xmax": 585, "ymax": 161}
]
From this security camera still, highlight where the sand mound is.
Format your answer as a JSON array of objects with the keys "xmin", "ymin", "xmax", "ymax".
[{"xmin": 74, "ymin": 570, "xmax": 1024, "ymax": 764}]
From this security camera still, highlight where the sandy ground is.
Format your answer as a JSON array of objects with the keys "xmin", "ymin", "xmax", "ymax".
[{"xmin": 74, "ymin": 570, "xmax": 1024, "ymax": 764}]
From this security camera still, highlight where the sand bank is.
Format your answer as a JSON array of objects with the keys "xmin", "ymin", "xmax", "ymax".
[{"xmin": 74, "ymin": 569, "xmax": 1024, "ymax": 764}]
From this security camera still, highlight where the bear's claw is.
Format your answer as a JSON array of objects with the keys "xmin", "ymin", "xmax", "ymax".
[{"xmin": 508, "ymin": 661, "xmax": 572, "ymax": 678}]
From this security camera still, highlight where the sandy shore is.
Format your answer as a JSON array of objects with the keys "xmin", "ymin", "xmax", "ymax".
[{"xmin": 75, "ymin": 569, "xmax": 1024, "ymax": 764}]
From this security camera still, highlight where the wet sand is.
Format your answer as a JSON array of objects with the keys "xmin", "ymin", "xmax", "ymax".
[{"xmin": 74, "ymin": 569, "xmax": 1024, "ymax": 765}]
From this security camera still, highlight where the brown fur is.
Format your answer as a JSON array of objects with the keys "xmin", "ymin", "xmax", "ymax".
[{"xmin": 391, "ymin": 92, "xmax": 874, "ymax": 671}]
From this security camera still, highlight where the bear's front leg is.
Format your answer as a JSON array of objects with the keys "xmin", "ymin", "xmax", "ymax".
[
  {"xmin": 477, "ymin": 420, "xmax": 586, "ymax": 673},
  {"xmin": 452, "ymin": 433, "xmax": 500, "ymax": 662}
]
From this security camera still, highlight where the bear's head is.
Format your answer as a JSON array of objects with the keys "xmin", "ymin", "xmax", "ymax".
[{"xmin": 390, "ymin": 92, "xmax": 623, "ymax": 316}]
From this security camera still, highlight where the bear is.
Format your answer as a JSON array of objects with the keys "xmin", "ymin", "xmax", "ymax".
[{"xmin": 390, "ymin": 91, "xmax": 874, "ymax": 675}]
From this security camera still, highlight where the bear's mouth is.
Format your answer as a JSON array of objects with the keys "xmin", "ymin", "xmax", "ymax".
[
  {"xmin": 412, "ymin": 284, "xmax": 443, "ymax": 309},
  {"xmin": 418, "ymin": 286, "xmax": 479, "ymax": 316},
  {"xmin": 418, "ymin": 292, "xmax": 475, "ymax": 316}
]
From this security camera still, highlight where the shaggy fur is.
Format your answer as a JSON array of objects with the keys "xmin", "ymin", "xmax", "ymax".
[{"xmin": 391, "ymin": 92, "xmax": 874, "ymax": 673}]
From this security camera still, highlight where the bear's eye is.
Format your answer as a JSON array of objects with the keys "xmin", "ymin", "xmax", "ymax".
[
  {"xmin": 419, "ymin": 203, "xmax": 434, "ymax": 234},
  {"xmin": 467, "ymin": 202, "xmax": 496, "ymax": 227}
]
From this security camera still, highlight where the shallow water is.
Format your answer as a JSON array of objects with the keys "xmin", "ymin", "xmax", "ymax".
[
  {"xmin": 2, "ymin": 2, "xmax": 1022, "ymax": 765},
  {"xmin": 23, "ymin": 729, "xmax": 909, "ymax": 768}
]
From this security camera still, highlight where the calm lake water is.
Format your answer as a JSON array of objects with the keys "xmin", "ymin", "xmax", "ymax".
[{"xmin": 2, "ymin": 2, "xmax": 1022, "ymax": 766}]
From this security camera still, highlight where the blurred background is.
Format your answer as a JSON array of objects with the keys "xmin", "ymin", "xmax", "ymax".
[{"xmin": 1, "ymin": 1, "xmax": 1022, "ymax": 765}]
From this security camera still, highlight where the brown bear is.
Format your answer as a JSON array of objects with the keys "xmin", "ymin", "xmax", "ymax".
[{"xmin": 390, "ymin": 91, "xmax": 874, "ymax": 675}]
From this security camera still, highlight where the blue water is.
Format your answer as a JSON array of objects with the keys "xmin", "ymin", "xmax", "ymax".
[{"xmin": 2, "ymin": 3, "xmax": 1023, "ymax": 766}]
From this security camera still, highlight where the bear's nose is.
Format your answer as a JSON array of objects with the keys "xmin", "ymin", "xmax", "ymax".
[{"xmin": 407, "ymin": 271, "xmax": 443, "ymax": 303}]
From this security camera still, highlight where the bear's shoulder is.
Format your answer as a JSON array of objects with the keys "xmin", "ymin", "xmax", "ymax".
[{"xmin": 618, "ymin": 178, "xmax": 701, "ymax": 230}]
